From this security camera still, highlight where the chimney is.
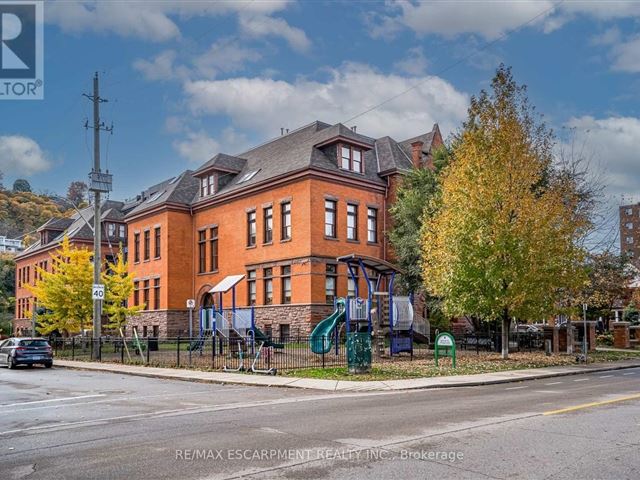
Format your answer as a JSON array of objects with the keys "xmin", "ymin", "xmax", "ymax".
[
  {"xmin": 351, "ymin": 126, "xmax": 357, "ymax": 132},
  {"xmin": 411, "ymin": 141, "xmax": 424, "ymax": 169},
  {"xmin": 280, "ymin": 128, "xmax": 284, "ymax": 136}
]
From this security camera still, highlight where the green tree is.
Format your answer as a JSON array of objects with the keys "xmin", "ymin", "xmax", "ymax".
[
  {"xmin": 422, "ymin": 66, "xmax": 589, "ymax": 358},
  {"xmin": 27, "ymin": 236, "xmax": 94, "ymax": 336},
  {"xmin": 12, "ymin": 179, "xmax": 31, "ymax": 192},
  {"xmin": 622, "ymin": 303, "xmax": 640, "ymax": 325},
  {"xmin": 102, "ymin": 251, "xmax": 142, "ymax": 332},
  {"xmin": 67, "ymin": 181, "xmax": 88, "ymax": 206},
  {"xmin": 388, "ymin": 146, "xmax": 450, "ymax": 293},
  {"xmin": 0, "ymin": 254, "xmax": 16, "ymax": 336}
]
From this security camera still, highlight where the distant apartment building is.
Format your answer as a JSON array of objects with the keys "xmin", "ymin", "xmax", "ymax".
[
  {"xmin": 620, "ymin": 203, "xmax": 640, "ymax": 264},
  {"xmin": 0, "ymin": 236, "xmax": 23, "ymax": 254}
]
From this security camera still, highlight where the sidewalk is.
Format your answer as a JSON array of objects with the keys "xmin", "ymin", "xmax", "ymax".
[{"xmin": 54, "ymin": 359, "xmax": 640, "ymax": 392}]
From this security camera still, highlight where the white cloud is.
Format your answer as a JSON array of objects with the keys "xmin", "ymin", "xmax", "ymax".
[
  {"xmin": 393, "ymin": 47, "xmax": 428, "ymax": 76},
  {"xmin": 0, "ymin": 135, "xmax": 51, "ymax": 175},
  {"xmin": 173, "ymin": 127, "xmax": 250, "ymax": 163},
  {"xmin": 182, "ymin": 63, "xmax": 469, "ymax": 140},
  {"xmin": 238, "ymin": 14, "xmax": 311, "ymax": 52},
  {"xmin": 610, "ymin": 36, "xmax": 640, "ymax": 73},
  {"xmin": 374, "ymin": 1, "xmax": 640, "ymax": 40},
  {"xmin": 46, "ymin": 0, "xmax": 308, "ymax": 49},
  {"xmin": 590, "ymin": 27, "xmax": 622, "ymax": 47},
  {"xmin": 133, "ymin": 50, "xmax": 189, "ymax": 81},
  {"xmin": 193, "ymin": 38, "xmax": 262, "ymax": 78},
  {"xmin": 173, "ymin": 130, "xmax": 220, "ymax": 164},
  {"xmin": 565, "ymin": 116, "xmax": 640, "ymax": 201}
]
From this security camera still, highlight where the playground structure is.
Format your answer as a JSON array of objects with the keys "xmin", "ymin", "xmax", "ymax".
[
  {"xmin": 190, "ymin": 275, "xmax": 283, "ymax": 366},
  {"xmin": 309, "ymin": 254, "xmax": 429, "ymax": 374}
]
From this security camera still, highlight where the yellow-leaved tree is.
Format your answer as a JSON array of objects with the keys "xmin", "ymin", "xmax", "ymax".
[
  {"xmin": 102, "ymin": 251, "xmax": 142, "ymax": 333},
  {"xmin": 422, "ymin": 66, "xmax": 590, "ymax": 359},
  {"xmin": 27, "ymin": 236, "xmax": 94, "ymax": 336}
]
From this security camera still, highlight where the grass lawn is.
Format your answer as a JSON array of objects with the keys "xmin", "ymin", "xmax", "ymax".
[{"xmin": 281, "ymin": 350, "xmax": 640, "ymax": 381}]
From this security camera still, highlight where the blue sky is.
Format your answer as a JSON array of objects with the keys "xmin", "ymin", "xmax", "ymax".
[{"xmin": 1, "ymin": 0, "xmax": 640, "ymax": 246}]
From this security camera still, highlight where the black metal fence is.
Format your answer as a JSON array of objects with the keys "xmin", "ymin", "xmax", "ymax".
[{"xmin": 49, "ymin": 330, "xmax": 544, "ymax": 371}]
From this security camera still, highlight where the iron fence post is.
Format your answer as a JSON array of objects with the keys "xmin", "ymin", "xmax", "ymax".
[
  {"xmin": 177, "ymin": 336, "xmax": 181, "ymax": 368},
  {"xmin": 121, "ymin": 338, "xmax": 124, "ymax": 363},
  {"xmin": 322, "ymin": 335, "xmax": 325, "ymax": 369},
  {"xmin": 211, "ymin": 334, "xmax": 215, "ymax": 369},
  {"xmin": 72, "ymin": 336, "xmax": 75, "ymax": 360},
  {"xmin": 98, "ymin": 337, "xmax": 102, "ymax": 361},
  {"xmin": 89, "ymin": 336, "xmax": 93, "ymax": 360},
  {"xmin": 146, "ymin": 337, "xmax": 150, "ymax": 365}
]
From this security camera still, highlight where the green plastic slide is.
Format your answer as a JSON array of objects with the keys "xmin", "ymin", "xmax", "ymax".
[
  {"xmin": 310, "ymin": 298, "xmax": 346, "ymax": 354},
  {"xmin": 253, "ymin": 326, "xmax": 284, "ymax": 349}
]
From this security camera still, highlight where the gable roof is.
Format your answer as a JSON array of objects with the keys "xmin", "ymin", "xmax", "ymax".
[
  {"xmin": 194, "ymin": 153, "xmax": 247, "ymax": 176},
  {"xmin": 126, "ymin": 170, "xmax": 199, "ymax": 218}
]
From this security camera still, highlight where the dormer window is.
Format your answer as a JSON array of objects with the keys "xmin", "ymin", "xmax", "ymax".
[
  {"xmin": 201, "ymin": 174, "xmax": 216, "ymax": 197},
  {"xmin": 339, "ymin": 144, "xmax": 363, "ymax": 174}
]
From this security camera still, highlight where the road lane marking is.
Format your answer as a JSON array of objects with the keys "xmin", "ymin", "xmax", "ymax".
[
  {"xmin": 573, "ymin": 378, "xmax": 589, "ymax": 382},
  {"xmin": 623, "ymin": 372, "xmax": 636, "ymax": 376},
  {"xmin": 544, "ymin": 382, "xmax": 563, "ymax": 385},
  {"xmin": 0, "ymin": 394, "xmax": 106, "ymax": 407},
  {"xmin": 505, "ymin": 386, "xmax": 527, "ymax": 390},
  {"xmin": 543, "ymin": 393, "xmax": 640, "ymax": 416},
  {"xmin": 599, "ymin": 375, "xmax": 613, "ymax": 378},
  {"xmin": 534, "ymin": 390, "xmax": 563, "ymax": 394}
]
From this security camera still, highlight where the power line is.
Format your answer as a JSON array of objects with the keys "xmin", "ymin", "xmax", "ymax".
[{"xmin": 342, "ymin": 0, "xmax": 565, "ymax": 125}]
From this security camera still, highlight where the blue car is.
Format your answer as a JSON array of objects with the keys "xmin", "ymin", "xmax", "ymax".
[{"xmin": 0, "ymin": 338, "xmax": 53, "ymax": 369}]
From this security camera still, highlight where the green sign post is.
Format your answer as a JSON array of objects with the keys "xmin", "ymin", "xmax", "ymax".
[{"xmin": 434, "ymin": 332, "xmax": 456, "ymax": 368}]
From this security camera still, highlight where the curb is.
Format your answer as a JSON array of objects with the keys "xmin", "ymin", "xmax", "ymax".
[{"xmin": 53, "ymin": 360, "xmax": 640, "ymax": 392}]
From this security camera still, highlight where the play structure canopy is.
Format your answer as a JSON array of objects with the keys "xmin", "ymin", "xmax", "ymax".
[
  {"xmin": 209, "ymin": 274, "xmax": 245, "ymax": 294},
  {"xmin": 336, "ymin": 253, "xmax": 405, "ymax": 275}
]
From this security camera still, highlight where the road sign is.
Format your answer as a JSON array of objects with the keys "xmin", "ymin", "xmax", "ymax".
[
  {"xmin": 186, "ymin": 299, "xmax": 196, "ymax": 309},
  {"xmin": 92, "ymin": 284, "xmax": 105, "ymax": 300}
]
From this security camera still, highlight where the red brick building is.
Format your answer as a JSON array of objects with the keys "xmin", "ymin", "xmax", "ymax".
[
  {"xmin": 620, "ymin": 203, "xmax": 640, "ymax": 265},
  {"xmin": 15, "ymin": 121, "xmax": 442, "ymax": 338},
  {"xmin": 13, "ymin": 201, "xmax": 131, "ymax": 335}
]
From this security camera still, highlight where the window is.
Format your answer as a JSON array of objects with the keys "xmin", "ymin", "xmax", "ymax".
[
  {"xmin": 143, "ymin": 326, "xmax": 148, "ymax": 337},
  {"xmin": 626, "ymin": 208, "xmax": 633, "ymax": 215},
  {"xmin": 134, "ymin": 233, "xmax": 140, "ymax": 263},
  {"xmin": 325, "ymin": 200, "xmax": 337, "ymax": 238},
  {"xmin": 281, "ymin": 266, "xmax": 291, "ymax": 304},
  {"xmin": 153, "ymin": 278, "xmax": 160, "ymax": 310},
  {"xmin": 347, "ymin": 275, "xmax": 359, "ymax": 298},
  {"xmin": 154, "ymin": 227, "xmax": 161, "ymax": 259},
  {"xmin": 264, "ymin": 268, "xmax": 273, "ymax": 305},
  {"xmin": 143, "ymin": 230, "xmax": 150, "ymax": 261},
  {"xmin": 367, "ymin": 207, "xmax": 378, "ymax": 243},
  {"xmin": 247, "ymin": 211, "xmax": 257, "ymax": 246},
  {"xmin": 201, "ymin": 174, "xmax": 215, "ymax": 197},
  {"xmin": 247, "ymin": 270, "xmax": 257, "ymax": 306},
  {"xmin": 263, "ymin": 206, "xmax": 273, "ymax": 243},
  {"xmin": 279, "ymin": 324, "xmax": 290, "ymax": 342},
  {"xmin": 347, "ymin": 203, "xmax": 358, "ymax": 241},
  {"xmin": 107, "ymin": 223, "xmax": 115, "ymax": 237},
  {"xmin": 339, "ymin": 144, "xmax": 363, "ymax": 173},
  {"xmin": 143, "ymin": 280, "xmax": 150, "ymax": 309},
  {"xmin": 119, "ymin": 224, "xmax": 126, "ymax": 238},
  {"xmin": 209, "ymin": 227, "xmax": 218, "ymax": 271},
  {"xmin": 325, "ymin": 264, "xmax": 337, "ymax": 304},
  {"xmin": 238, "ymin": 170, "xmax": 259, "ymax": 184},
  {"xmin": 281, "ymin": 202, "xmax": 291, "ymax": 240},
  {"xmin": 626, "ymin": 236, "xmax": 634, "ymax": 245},
  {"xmin": 198, "ymin": 230, "xmax": 206, "ymax": 273},
  {"xmin": 152, "ymin": 325, "xmax": 159, "ymax": 337},
  {"xmin": 133, "ymin": 281, "xmax": 140, "ymax": 306},
  {"xmin": 626, "ymin": 222, "xmax": 634, "ymax": 230}
]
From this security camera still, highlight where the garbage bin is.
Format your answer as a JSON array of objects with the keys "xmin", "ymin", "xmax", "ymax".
[
  {"xmin": 346, "ymin": 332, "xmax": 372, "ymax": 374},
  {"xmin": 148, "ymin": 337, "xmax": 159, "ymax": 351}
]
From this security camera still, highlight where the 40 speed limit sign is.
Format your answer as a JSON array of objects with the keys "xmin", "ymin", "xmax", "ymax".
[{"xmin": 92, "ymin": 284, "xmax": 105, "ymax": 300}]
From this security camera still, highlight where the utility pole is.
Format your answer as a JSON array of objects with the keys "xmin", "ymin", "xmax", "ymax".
[{"xmin": 83, "ymin": 72, "xmax": 113, "ymax": 360}]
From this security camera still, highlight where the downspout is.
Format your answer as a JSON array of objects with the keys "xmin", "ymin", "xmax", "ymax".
[
  {"xmin": 383, "ymin": 175, "xmax": 389, "ymax": 261},
  {"xmin": 190, "ymin": 204, "xmax": 195, "ymax": 309}
]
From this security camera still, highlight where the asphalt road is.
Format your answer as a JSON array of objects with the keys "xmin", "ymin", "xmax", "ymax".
[{"xmin": 1, "ymin": 365, "xmax": 639, "ymax": 480}]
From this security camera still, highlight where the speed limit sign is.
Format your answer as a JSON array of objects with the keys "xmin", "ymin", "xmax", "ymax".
[{"xmin": 92, "ymin": 284, "xmax": 105, "ymax": 300}]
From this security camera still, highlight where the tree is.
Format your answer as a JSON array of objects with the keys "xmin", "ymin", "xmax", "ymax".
[
  {"xmin": 102, "ymin": 251, "xmax": 142, "ymax": 332},
  {"xmin": 27, "ymin": 236, "xmax": 94, "ymax": 336},
  {"xmin": 421, "ymin": 66, "xmax": 589, "ymax": 359},
  {"xmin": 0, "ymin": 253, "xmax": 15, "ymax": 335},
  {"xmin": 389, "ymin": 146, "xmax": 450, "ymax": 293},
  {"xmin": 622, "ymin": 303, "xmax": 640, "ymax": 325},
  {"xmin": 67, "ymin": 181, "xmax": 88, "ymax": 206},
  {"xmin": 12, "ymin": 179, "xmax": 31, "ymax": 192}
]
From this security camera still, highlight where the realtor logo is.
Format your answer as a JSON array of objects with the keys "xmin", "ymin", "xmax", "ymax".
[{"xmin": 0, "ymin": 1, "xmax": 43, "ymax": 99}]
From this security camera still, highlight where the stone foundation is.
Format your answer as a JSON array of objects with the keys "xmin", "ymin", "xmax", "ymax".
[
  {"xmin": 127, "ymin": 310, "xmax": 189, "ymax": 337},
  {"xmin": 12, "ymin": 319, "xmax": 32, "ymax": 336},
  {"xmin": 254, "ymin": 303, "xmax": 334, "ymax": 339}
]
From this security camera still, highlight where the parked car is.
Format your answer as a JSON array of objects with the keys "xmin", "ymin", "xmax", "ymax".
[{"xmin": 0, "ymin": 338, "xmax": 53, "ymax": 369}]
